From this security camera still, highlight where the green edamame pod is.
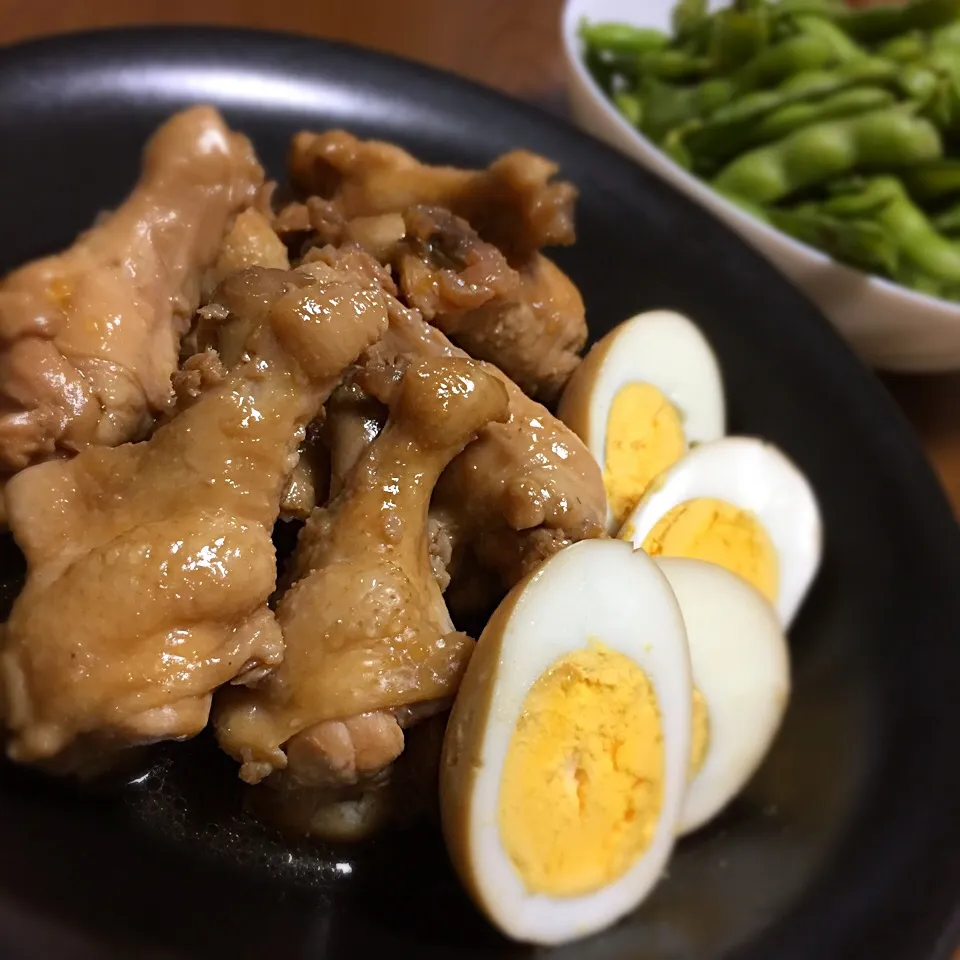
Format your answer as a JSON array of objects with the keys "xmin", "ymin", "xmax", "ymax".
[
  {"xmin": 839, "ymin": 0, "xmax": 960, "ymax": 44},
  {"xmin": 707, "ymin": 88, "xmax": 788, "ymax": 127},
  {"xmin": 644, "ymin": 32, "xmax": 847, "ymax": 144},
  {"xmin": 876, "ymin": 31, "xmax": 927, "ymax": 64},
  {"xmin": 769, "ymin": 205, "xmax": 899, "ymax": 273},
  {"xmin": 673, "ymin": 0, "xmax": 709, "ymax": 40},
  {"xmin": 637, "ymin": 48, "xmax": 713, "ymax": 81},
  {"xmin": 683, "ymin": 60, "xmax": 899, "ymax": 163},
  {"xmin": 579, "ymin": 21, "xmax": 671, "ymax": 59},
  {"xmin": 901, "ymin": 160, "xmax": 960, "ymax": 201},
  {"xmin": 712, "ymin": 185, "xmax": 773, "ymax": 224},
  {"xmin": 933, "ymin": 199, "xmax": 960, "ymax": 234},
  {"xmin": 792, "ymin": 15, "xmax": 866, "ymax": 64},
  {"xmin": 712, "ymin": 107, "xmax": 943, "ymax": 204},
  {"xmin": 750, "ymin": 87, "xmax": 895, "ymax": 146},
  {"xmin": 683, "ymin": 56, "xmax": 899, "ymax": 160},
  {"xmin": 898, "ymin": 64, "xmax": 940, "ymax": 101},
  {"xmin": 871, "ymin": 176, "xmax": 960, "ymax": 283},
  {"xmin": 819, "ymin": 176, "xmax": 903, "ymax": 217},
  {"xmin": 734, "ymin": 32, "xmax": 837, "ymax": 91},
  {"xmin": 932, "ymin": 20, "xmax": 960, "ymax": 52},
  {"xmin": 641, "ymin": 80, "xmax": 702, "ymax": 143},
  {"xmin": 777, "ymin": 56, "xmax": 898, "ymax": 95},
  {"xmin": 641, "ymin": 76, "xmax": 735, "ymax": 144},
  {"xmin": 706, "ymin": 7, "xmax": 771, "ymax": 73},
  {"xmin": 683, "ymin": 88, "xmax": 797, "ymax": 166},
  {"xmin": 686, "ymin": 85, "xmax": 895, "ymax": 167},
  {"xmin": 897, "ymin": 264, "xmax": 960, "ymax": 298},
  {"xmin": 613, "ymin": 91, "xmax": 643, "ymax": 128},
  {"xmin": 921, "ymin": 74, "xmax": 960, "ymax": 132},
  {"xmin": 777, "ymin": 68, "xmax": 839, "ymax": 94},
  {"xmin": 663, "ymin": 122, "xmax": 698, "ymax": 170},
  {"xmin": 925, "ymin": 48, "xmax": 960, "ymax": 81}
]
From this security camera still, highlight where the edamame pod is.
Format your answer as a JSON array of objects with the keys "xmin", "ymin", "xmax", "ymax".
[
  {"xmin": 579, "ymin": 22, "xmax": 671, "ymax": 59},
  {"xmin": 902, "ymin": 159, "xmax": 960, "ymax": 201},
  {"xmin": 793, "ymin": 14, "xmax": 866, "ymax": 63},
  {"xmin": 713, "ymin": 107, "xmax": 943, "ymax": 203},
  {"xmin": 872, "ymin": 176, "xmax": 960, "ymax": 282},
  {"xmin": 841, "ymin": 0, "xmax": 960, "ymax": 43},
  {"xmin": 934, "ymin": 199, "xmax": 960, "ymax": 233},
  {"xmin": 750, "ymin": 87, "xmax": 896, "ymax": 145},
  {"xmin": 770, "ymin": 205, "xmax": 899, "ymax": 272}
]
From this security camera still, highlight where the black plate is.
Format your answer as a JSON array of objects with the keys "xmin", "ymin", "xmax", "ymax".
[{"xmin": 1, "ymin": 26, "xmax": 959, "ymax": 960}]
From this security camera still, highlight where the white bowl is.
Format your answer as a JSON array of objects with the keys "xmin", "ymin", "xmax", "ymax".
[{"xmin": 562, "ymin": 0, "xmax": 960, "ymax": 371}]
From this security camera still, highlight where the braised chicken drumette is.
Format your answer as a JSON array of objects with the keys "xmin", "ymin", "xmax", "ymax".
[
  {"xmin": 0, "ymin": 262, "xmax": 388, "ymax": 772},
  {"xmin": 298, "ymin": 243, "xmax": 604, "ymax": 599},
  {"xmin": 214, "ymin": 355, "xmax": 510, "ymax": 835},
  {"xmin": 282, "ymin": 132, "xmax": 588, "ymax": 402},
  {"xmin": 0, "ymin": 111, "xmax": 605, "ymax": 847},
  {"xmin": 396, "ymin": 206, "xmax": 586, "ymax": 403},
  {"xmin": 287, "ymin": 129, "xmax": 576, "ymax": 262},
  {"xmin": 0, "ymin": 107, "xmax": 263, "ymax": 492}
]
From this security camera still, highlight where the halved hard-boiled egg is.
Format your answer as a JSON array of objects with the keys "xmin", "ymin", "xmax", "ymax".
[
  {"xmin": 558, "ymin": 310, "xmax": 725, "ymax": 533},
  {"xmin": 440, "ymin": 539, "xmax": 692, "ymax": 946},
  {"xmin": 620, "ymin": 437, "xmax": 822, "ymax": 627},
  {"xmin": 655, "ymin": 558, "xmax": 790, "ymax": 835}
]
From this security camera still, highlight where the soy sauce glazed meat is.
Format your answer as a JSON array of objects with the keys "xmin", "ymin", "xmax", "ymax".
[
  {"xmin": 0, "ymin": 107, "xmax": 263, "ymax": 517},
  {"xmin": 2, "ymin": 262, "xmax": 388, "ymax": 773},
  {"xmin": 0, "ymin": 107, "xmax": 605, "ymax": 837},
  {"xmin": 284, "ymin": 131, "xmax": 588, "ymax": 403}
]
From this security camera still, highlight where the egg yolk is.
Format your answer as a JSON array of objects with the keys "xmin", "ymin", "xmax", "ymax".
[
  {"xmin": 497, "ymin": 640, "xmax": 664, "ymax": 898},
  {"xmin": 640, "ymin": 498, "xmax": 779, "ymax": 603},
  {"xmin": 689, "ymin": 688, "xmax": 710, "ymax": 781},
  {"xmin": 604, "ymin": 383, "xmax": 686, "ymax": 528}
]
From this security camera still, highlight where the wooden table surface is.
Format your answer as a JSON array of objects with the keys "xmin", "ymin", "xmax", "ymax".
[{"xmin": 0, "ymin": 1, "xmax": 958, "ymax": 949}]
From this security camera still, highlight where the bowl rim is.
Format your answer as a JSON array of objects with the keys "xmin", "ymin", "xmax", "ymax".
[{"xmin": 559, "ymin": 0, "xmax": 960, "ymax": 321}]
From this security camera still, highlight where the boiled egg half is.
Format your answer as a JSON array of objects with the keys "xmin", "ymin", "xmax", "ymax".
[
  {"xmin": 440, "ymin": 539, "xmax": 692, "ymax": 946},
  {"xmin": 655, "ymin": 558, "xmax": 790, "ymax": 835},
  {"xmin": 558, "ymin": 310, "xmax": 725, "ymax": 533},
  {"xmin": 620, "ymin": 437, "xmax": 822, "ymax": 627}
]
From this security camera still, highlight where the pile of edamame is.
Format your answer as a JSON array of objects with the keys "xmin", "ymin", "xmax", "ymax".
[{"xmin": 581, "ymin": 0, "xmax": 960, "ymax": 301}]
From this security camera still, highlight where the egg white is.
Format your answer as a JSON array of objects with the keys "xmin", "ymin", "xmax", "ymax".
[
  {"xmin": 558, "ymin": 309, "xmax": 725, "ymax": 532},
  {"xmin": 655, "ymin": 557, "xmax": 790, "ymax": 834},
  {"xmin": 440, "ymin": 539, "xmax": 692, "ymax": 946},
  {"xmin": 620, "ymin": 437, "xmax": 822, "ymax": 626}
]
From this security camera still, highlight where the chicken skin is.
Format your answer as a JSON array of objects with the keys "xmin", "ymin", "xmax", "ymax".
[
  {"xmin": 0, "ymin": 111, "xmax": 609, "ymax": 847},
  {"xmin": 279, "ymin": 201, "xmax": 586, "ymax": 400},
  {"xmin": 396, "ymin": 206, "xmax": 586, "ymax": 402},
  {"xmin": 373, "ymin": 297, "xmax": 606, "ymax": 592},
  {"xmin": 213, "ymin": 355, "xmax": 510, "ymax": 792},
  {"xmin": 0, "ymin": 262, "xmax": 388, "ymax": 772},
  {"xmin": 0, "ymin": 107, "xmax": 263, "ymax": 490},
  {"xmin": 297, "ymin": 243, "xmax": 604, "ymax": 594},
  {"xmin": 288, "ymin": 129, "xmax": 576, "ymax": 262},
  {"xmin": 204, "ymin": 207, "xmax": 290, "ymax": 295}
]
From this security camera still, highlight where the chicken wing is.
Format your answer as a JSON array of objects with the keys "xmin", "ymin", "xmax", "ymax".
[
  {"xmin": 0, "ymin": 262, "xmax": 388, "ymax": 772},
  {"xmin": 213, "ymin": 355, "xmax": 510, "ymax": 793},
  {"xmin": 288, "ymin": 130, "xmax": 576, "ymax": 262},
  {"xmin": 374, "ymin": 297, "xmax": 606, "ymax": 594},
  {"xmin": 396, "ymin": 206, "xmax": 586, "ymax": 402},
  {"xmin": 0, "ymin": 106, "xmax": 263, "ymax": 486},
  {"xmin": 297, "ymin": 243, "xmax": 603, "ymax": 596},
  {"xmin": 204, "ymin": 207, "xmax": 290, "ymax": 295}
]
